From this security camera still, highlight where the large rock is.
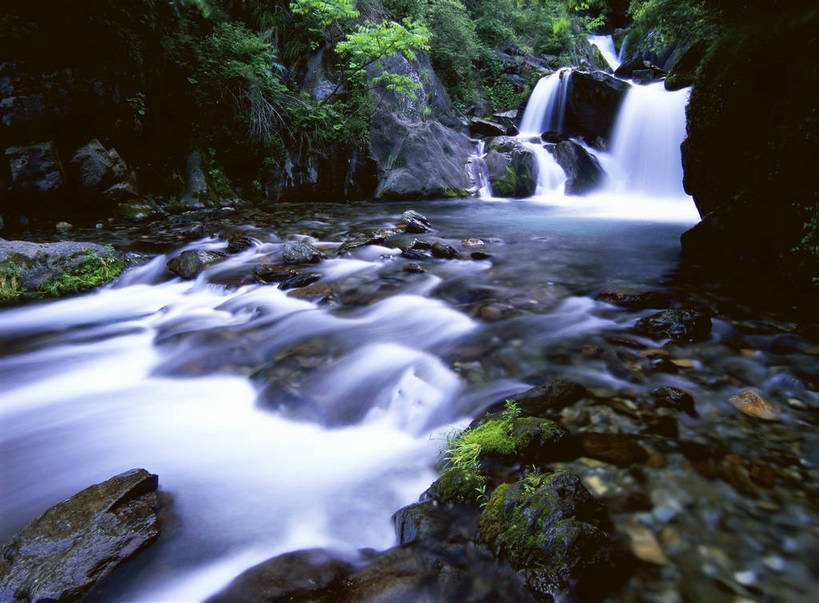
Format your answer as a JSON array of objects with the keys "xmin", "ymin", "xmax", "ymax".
[
  {"xmin": 564, "ymin": 71, "xmax": 630, "ymax": 144},
  {"xmin": 486, "ymin": 137, "xmax": 537, "ymax": 198},
  {"xmin": 634, "ymin": 308, "xmax": 712, "ymax": 342},
  {"xmin": 206, "ymin": 548, "xmax": 354, "ymax": 603},
  {"xmin": 0, "ymin": 469, "xmax": 160, "ymax": 602},
  {"xmin": 479, "ymin": 471, "xmax": 613, "ymax": 600},
  {"xmin": 166, "ymin": 249, "xmax": 227, "ymax": 279},
  {"xmin": 368, "ymin": 51, "xmax": 474, "ymax": 200},
  {"xmin": 0, "ymin": 239, "xmax": 122, "ymax": 292},
  {"xmin": 69, "ymin": 139, "xmax": 138, "ymax": 205},
  {"xmin": 180, "ymin": 151, "xmax": 209, "ymax": 209},
  {"xmin": 4, "ymin": 142, "xmax": 64, "ymax": 195},
  {"xmin": 469, "ymin": 118, "xmax": 506, "ymax": 137},
  {"xmin": 546, "ymin": 140, "xmax": 606, "ymax": 195},
  {"xmin": 614, "ymin": 58, "xmax": 667, "ymax": 81},
  {"xmin": 680, "ymin": 10, "xmax": 819, "ymax": 290}
]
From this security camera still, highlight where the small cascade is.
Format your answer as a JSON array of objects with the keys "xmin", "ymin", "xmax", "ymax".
[
  {"xmin": 518, "ymin": 68, "xmax": 571, "ymax": 137},
  {"xmin": 526, "ymin": 143, "xmax": 567, "ymax": 196},
  {"xmin": 472, "ymin": 141, "xmax": 494, "ymax": 199},
  {"xmin": 607, "ymin": 82, "xmax": 691, "ymax": 197},
  {"xmin": 587, "ymin": 35, "xmax": 621, "ymax": 71}
]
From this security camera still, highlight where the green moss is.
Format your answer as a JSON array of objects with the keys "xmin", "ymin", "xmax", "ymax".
[
  {"xmin": 491, "ymin": 165, "xmax": 518, "ymax": 197},
  {"xmin": 39, "ymin": 251, "xmax": 125, "ymax": 297},
  {"xmin": 0, "ymin": 264, "xmax": 23, "ymax": 304},
  {"xmin": 479, "ymin": 482, "xmax": 510, "ymax": 544},
  {"xmin": 431, "ymin": 467, "xmax": 486, "ymax": 505},
  {"xmin": 442, "ymin": 187, "xmax": 469, "ymax": 198}
]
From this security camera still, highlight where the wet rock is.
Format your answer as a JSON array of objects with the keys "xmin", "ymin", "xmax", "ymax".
[
  {"xmin": 224, "ymin": 233, "xmax": 256, "ymax": 254},
  {"xmin": 564, "ymin": 71, "xmax": 630, "ymax": 143},
  {"xmin": 0, "ymin": 469, "xmax": 160, "ymax": 602},
  {"xmin": 279, "ymin": 272, "xmax": 321, "ymax": 291},
  {"xmin": 55, "ymin": 221, "xmax": 72, "ymax": 232},
  {"xmin": 597, "ymin": 288, "xmax": 672, "ymax": 310},
  {"xmin": 578, "ymin": 433, "xmax": 649, "ymax": 466},
  {"xmin": 471, "ymin": 251, "xmax": 492, "ymax": 260},
  {"xmin": 749, "ymin": 464, "xmax": 776, "ymax": 488},
  {"xmin": 431, "ymin": 241, "xmax": 461, "ymax": 259},
  {"xmin": 470, "ymin": 117, "xmax": 507, "ymax": 137},
  {"xmin": 541, "ymin": 130, "xmax": 571, "ymax": 143},
  {"xmin": 117, "ymin": 200, "xmax": 156, "ymax": 221},
  {"xmin": 546, "ymin": 140, "xmax": 606, "ymax": 195},
  {"xmin": 486, "ymin": 137, "xmax": 538, "ymax": 198},
  {"xmin": 506, "ymin": 380, "xmax": 589, "ymax": 417},
  {"xmin": 728, "ymin": 389, "xmax": 779, "ymax": 421},
  {"xmin": 205, "ymin": 548, "xmax": 354, "ymax": 603},
  {"xmin": 180, "ymin": 151, "xmax": 209, "ymax": 209},
  {"xmin": 336, "ymin": 542, "xmax": 534, "ymax": 602},
  {"xmin": 634, "ymin": 308, "xmax": 712, "ymax": 342},
  {"xmin": 399, "ymin": 210, "xmax": 431, "ymax": 233},
  {"xmin": 479, "ymin": 471, "xmax": 612, "ymax": 600},
  {"xmin": 166, "ymin": 249, "xmax": 227, "ymax": 279},
  {"xmin": 253, "ymin": 264, "xmax": 293, "ymax": 284},
  {"xmin": 614, "ymin": 58, "xmax": 667, "ymax": 80},
  {"xmin": 401, "ymin": 248, "xmax": 430, "ymax": 261},
  {"xmin": 336, "ymin": 228, "xmax": 400, "ymax": 255},
  {"xmin": 282, "ymin": 240, "xmax": 324, "ymax": 265},
  {"xmin": 403, "ymin": 262, "xmax": 425, "ymax": 273},
  {"xmin": 651, "ymin": 386, "xmax": 698, "ymax": 417}
]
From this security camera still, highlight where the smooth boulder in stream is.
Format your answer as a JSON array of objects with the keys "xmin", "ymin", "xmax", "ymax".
[{"xmin": 0, "ymin": 469, "xmax": 160, "ymax": 602}]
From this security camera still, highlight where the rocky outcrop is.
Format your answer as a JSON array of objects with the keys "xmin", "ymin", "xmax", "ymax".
[
  {"xmin": 0, "ymin": 469, "xmax": 160, "ymax": 602},
  {"xmin": 546, "ymin": 140, "xmax": 606, "ymax": 195},
  {"xmin": 368, "ymin": 51, "xmax": 474, "ymax": 200},
  {"xmin": 485, "ymin": 137, "xmax": 537, "ymax": 198},
  {"xmin": 680, "ymin": 10, "xmax": 819, "ymax": 292},
  {"xmin": 614, "ymin": 58, "xmax": 667, "ymax": 83},
  {"xmin": 564, "ymin": 71, "xmax": 630, "ymax": 144}
]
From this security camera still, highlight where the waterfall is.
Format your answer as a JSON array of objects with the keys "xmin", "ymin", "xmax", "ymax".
[
  {"xmin": 607, "ymin": 82, "xmax": 691, "ymax": 197},
  {"xmin": 518, "ymin": 68, "xmax": 571, "ymax": 137},
  {"xmin": 587, "ymin": 35, "xmax": 621, "ymax": 71},
  {"xmin": 473, "ymin": 141, "xmax": 494, "ymax": 199},
  {"xmin": 618, "ymin": 34, "xmax": 630, "ymax": 63}
]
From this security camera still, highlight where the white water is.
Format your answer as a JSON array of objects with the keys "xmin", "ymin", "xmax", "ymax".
[
  {"xmin": 587, "ymin": 35, "xmax": 621, "ymax": 71},
  {"xmin": 607, "ymin": 83, "xmax": 691, "ymax": 198},
  {"xmin": 0, "ymin": 247, "xmax": 480, "ymax": 600},
  {"xmin": 518, "ymin": 68, "xmax": 571, "ymax": 137}
]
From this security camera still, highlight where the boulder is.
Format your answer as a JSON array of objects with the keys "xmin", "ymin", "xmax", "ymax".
[
  {"xmin": 614, "ymin": 58, "xmax": 667, "ymax": 80},
  {"xmin": 634, "ymin": 308, "xmax": 712, "ymax": 342},
  {"xmin": 4, "ymin": 142, "xmax": 64, "ymax": 195},
  {"xmin": 282, "ymin": 240, "xmax": 324, "ymax": 265},
  {"xmin": 492, "ymin": 110, "xmax": 520, "ymax": 136},
  {"xmin": 399, "ymin": 210, "xmax": 431, "ymax": 233},
  {"xmin": 368, "ymin": 51, "xmax": 474, "ymax": 200},
  {"xmin": 545, "ymin": 140, "xmax": 606, "ymax": 195},
  {"xmin": 479, "ymin": 471, "xmax": 613, "ymax": 600},
  {"xmin": 206, "ymin": 548, "xmax": 354, "ymax": 603},
  {"xmin": 0, "ymin": 239, "xmax": 122, "ymax": 292},
  {"xmin": 665, "ymin": 40, "xmax": 708, "ymax": 91},
  {"xmin": 0, "ymin": 469, "xmax": 160, "ymax": 602},
  {"xmin": 180, "ymin": 151, "xmax": 209, "ymax": 209},
  {"xmin": 564, "ymin": 71, "xmax": 630, "ymax": 144},
  {"xmin": 486, "ymin": 137, "xmax": 537, "ymax": 198},
  {"xmin": 166, "ymin": 249, "xmax": 227, "ymax": 279},
  {"xmin": 469, "ymin": 118, "xmax": 506, "ymax": 138},
  {"xmin": 596, "ymin": 288, "xmax": 672, "ymax": 309},
  {"xmin": 68, "ymin": 139, "xmax": 137, "ymax": 204}
]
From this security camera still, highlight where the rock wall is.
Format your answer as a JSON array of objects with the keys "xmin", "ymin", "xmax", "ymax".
[{"xmin": 680, "ymin": 10, "xmax": 819, "ymax": 289}]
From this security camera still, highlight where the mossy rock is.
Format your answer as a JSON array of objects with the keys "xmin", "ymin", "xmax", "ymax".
[
  {"xmin": 479, "ymin": 471, "xmax": 612, "ymax": 599},
  {"xmin": 463, "ymin": 417, "xmax": 576, "ymax": 464}
]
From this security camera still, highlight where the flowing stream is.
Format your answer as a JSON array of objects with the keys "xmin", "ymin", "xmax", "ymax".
[{"xmin": 1, "ymin": 65, "xmax": 817, "ymax": 602}]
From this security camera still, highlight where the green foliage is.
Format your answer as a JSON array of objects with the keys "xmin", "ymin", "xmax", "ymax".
[
  {"xmin": 0, "ymin": 264, "xmax": 23, "ymax": 304},
  {"xmin": 38, "ymin": 252, "xmax": 125, "ymax": 297},
  {"xmin": 624, "ymin": 0, "xmax": 718, "ymax": 57}
]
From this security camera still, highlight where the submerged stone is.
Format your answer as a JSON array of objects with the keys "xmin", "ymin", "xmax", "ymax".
[
  {"xmin": 728, "ymin": 389, "xmax": 779, "ymax": 422},
  {"xmin": 166, "ymin": 249, "xmax": 227, "ymax": 279},
  {"xmin": 634, "ymin": 308, "xmax": 712, "ymax": 342},
  {"xmin": 282, "ymin": 240, "xmax": 324, "ymax": 265}
]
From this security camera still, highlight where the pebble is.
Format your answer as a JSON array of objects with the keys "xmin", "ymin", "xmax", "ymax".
[
  {"xmin": 733, "ymin": 570, "xmax": 756, "ymax": 586},
  {"xmin": 762, "ymin": 555, "xmax": 785, "ymax": 572},
  {"xmin": 56, "ymin": 221, "xmax": 73, "ymax": 232},
  {"xmin": 584, "ymin": 474, "xmax": 609, "ymax": 496},
  {"xmin": 623, "ymin": 523, "xmax": 669, "ymax": 565},
  {"xmin": 728, "ymin": 389, "xmax": 779, "ymax": 421},
  {"xmin": 671, "ymin": 359, "xmax": 696, "ymax": 368}
]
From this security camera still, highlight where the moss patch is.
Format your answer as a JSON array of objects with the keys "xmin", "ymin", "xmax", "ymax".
[
  {"xmin": 38, "ymin": 251, "xmax": 125, "ymax": 296},
  {"xmin": 0, "ymin": 264, "xmax": 24, "ymax": 304}
]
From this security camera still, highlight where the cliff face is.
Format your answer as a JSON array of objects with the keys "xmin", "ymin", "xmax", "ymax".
[{"xmin": 680, "ymin": 9, "xmax": 819, "ymax": 288}]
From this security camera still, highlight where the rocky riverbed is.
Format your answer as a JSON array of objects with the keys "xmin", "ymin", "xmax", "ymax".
[{"xmin": 1, "ymin": 200, "xmax": 817, "ymax": 601}]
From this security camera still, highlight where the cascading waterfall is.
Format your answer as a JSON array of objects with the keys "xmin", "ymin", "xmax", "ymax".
[
  {"xmin": 618, "ymin": 34, "xmax": 630, "ymax": 63},
  {"xmin": 587, "ymin": 35, "xmax": 621, "ymax": 71},
  {"xmin": 518, "ymin": 67, "xmax": 571, "ymax": 136},
  {"xmin": 515, "ymin": 68, "xmax": 571, "ymax": 196},
  {"xmin": 473, "ymin": 140, "xmax": 493, "ymax": 198},
  {"xmin": 607, "ymin": 82, "xmax": 691, "ymax": 197}
]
